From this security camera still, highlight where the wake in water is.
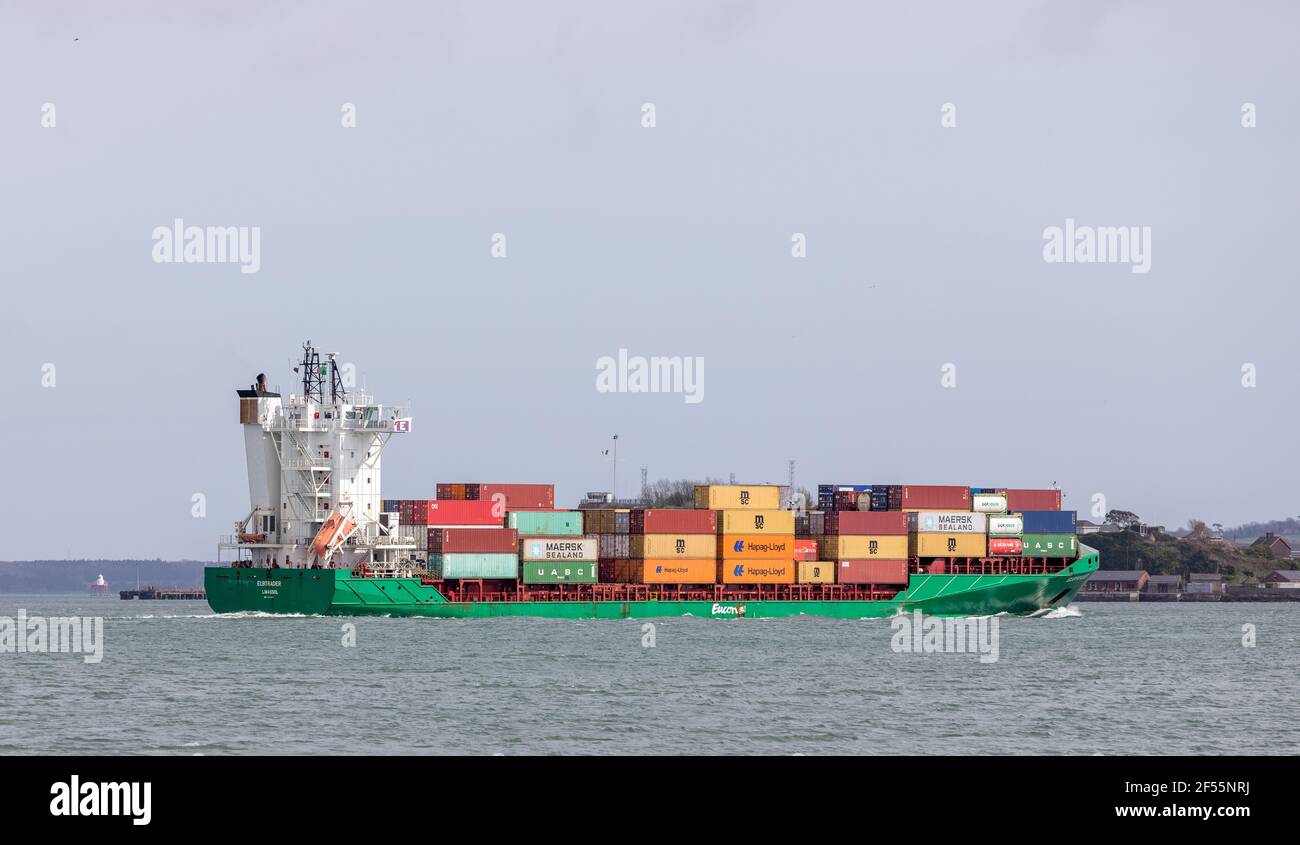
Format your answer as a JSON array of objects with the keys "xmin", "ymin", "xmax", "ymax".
[{"xmin": 1036, "ymin": 605, "xmax": 1084, "ymax": 619}]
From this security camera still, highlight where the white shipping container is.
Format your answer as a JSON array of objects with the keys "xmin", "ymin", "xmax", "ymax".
[
  {"xmin": 910, "ymin": 511, "xmax": 988, "ymax": 534},
  {"xmin": 987, "ymin": 515, "xmax": 1024, "ymax": 536},
  {"xmin": 520, "ymin": 537, "xmax": 598, "ymax": 561},
  {"xmin": 972, "ymin": 494, "xmax": 1008, "ymax": 513}
]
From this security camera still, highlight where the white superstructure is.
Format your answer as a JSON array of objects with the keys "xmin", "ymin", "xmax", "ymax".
[{"xmin": 218, "ymin": 341, "xmax": 419, "ymax": 569}]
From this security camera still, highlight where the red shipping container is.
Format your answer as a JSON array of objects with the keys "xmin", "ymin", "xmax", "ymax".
[
  {"xmin": 430, "ymin": 527, "xmax": 518, "ymax": 554},
  {"xmin": 793, "ymin": 539, "xmax": 819, "ymax": 561},
  {"xmin": 988, "ymin": 537, "xmax": 1024, "ymax": 556},
  {"xmin": 629, "ymin": 509, "xmax": 718, "ymax": 535},
  {"xmin": 400, "ymin": 499, "xmax": 433, "ymax": 525},
  {"xmin": 901, "ymin": 485, "xmax": 970, "ymax": 510},
  {"xmin": 825, "ymin": 511, "xmax": 909, "ymax": 536},
  {"xmin": 423, "ymin": 500, "xmax": 503, "ymax": 526},
  {"xmin": 1004, "ymin": 488, "xmax": 1061, "ymax": 511},
  {"xmin": 837, "ymin": 559, "xmax": 909, "ymax": 584},
  {"xmin": 477, "ymin": 483, "xmax": 555, "ymax": 510}
]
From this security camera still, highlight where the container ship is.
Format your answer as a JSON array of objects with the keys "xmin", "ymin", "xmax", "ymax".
[{"xmin": 206, "ymin": 342, "xmax": 1098, "ymax": 619}]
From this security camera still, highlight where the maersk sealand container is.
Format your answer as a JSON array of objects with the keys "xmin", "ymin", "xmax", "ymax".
[{"xmin": 1020, "ymin": 510, "xmax": 1076, "ymax": 534}]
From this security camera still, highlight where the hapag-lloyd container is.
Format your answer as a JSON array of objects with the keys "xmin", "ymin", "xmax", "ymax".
[
  {"xmin": 1020, "ymin": 510, "xmax": 1077, "ymax": 534},
  {"xmin": 429, "ymin": 527, "xmax": 518, "ymax": 554},
  {"xmin": 720, "ymin": 535, "xmax": 794, "ymax": 559},
  {"xmin": 824, "ymin": 511, "xmax": 908, "ymax": 536},
  {"xmin": 719, "ymin": 509, "xmax": 795, "ymax": 535},
  {"xmin": 1021, "ymin": 534, "xmax": 1078, "ymax": 558},
  {"xmin": 971, "ymin": 493, "xmax": 1008, "ymax": 513},
  {"xmin": 1005, "ymin": 489, "xmax": 1062, "ymax": 511},
  {"xmin": 797, "ymin": 561, "xmax": 836, "ymax": 584},
  {"xmin": 720, "ymin": 559, "xmax": 796, "ymax": 584},
  {"xmin": 910, "ymin": 511, "xmax": 987, "ymax": 534},
  {"xmin": 820, "ymin": 535, "xmax": 909, "ymax": 559},
  {"xmin": 440, "ymin": 553, "xmax": 519, "ymax": 579},
  {"xmin": 520, "ymin": 537, "xmax": 597, "ymax": 561},
  {"xmin": 793, "ymin": 539, "xmax": 819, "ymax": 561},
  {"xmin": 987, "ymin": 515, "xmax": 1024, "ymax": 536},
  {"xmin": 693, "ymin": 485, "xmax": 783, "ymax": 510},
  {"xmin": 507, "ymin": 510, "xmax": 584, "ymax": 536},
  {"xmin": 901, "ymin": 485, "xmax": 970, "ymax": 510},
  {"xmin": 522, "ymin": 561, "xmax": 597, "ymax": 584},
  {"xmin": 837, "ymin": 559, "xmax": 909, "ymax": 584},
  {"xmin": 630, "ymin": 509, "xmax": 718, "ymax": 534},
  {"xmin": 629, "ymin": 535, "xmax": 715, "ymax": 559},
  {"xmin": 909, "ymin": 534, "xmax": 988, "ymax": 557},
  {"xmin": 638, "ymin": 559, "xmax": 717, "ymax": 584},
  {"xmin": 988, "ymin": 537, "xmax": 1024, "ymax": 556}
]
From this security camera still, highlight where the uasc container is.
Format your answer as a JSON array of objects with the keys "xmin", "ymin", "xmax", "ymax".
[
  {"xmin": 629, "ymin": 535, "xmax": 716, "ymax": 559},
  {"xmin": 1020, "ymin": 534, "xmax": 1078, "ymax": 558},
  {"xmin": 719, "ymin": 509, "xmax": 795, "ymax": 535},
  {"xmin": 522, "ymin": 561, "xmax": 597, "ymax": 584},
  {"xmin": 693, "ymin": 485, "xmax": 782, "ymax": 510},
  {"xmin": 520, "ymin": 537, "xmax": 598, "ymax": 561}
]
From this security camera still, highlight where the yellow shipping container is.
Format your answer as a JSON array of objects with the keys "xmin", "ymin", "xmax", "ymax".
[
  {"xmin": 719, "ymin": 534, "xmax": 794, "ymax": 559},
  {"xmin": 694, "ymin": 485, "xmax": 783, "ymax": 510},
  {"xmin": 819, "ymin": 535, "xmax": 909, "ymax": 559},
  {"xmin": 629, "ymin": 535, "xmax": 716, "ymax": 559},
  {"xmin": 720, "ymin": 559, "xmax": 796, "ymax": 584},
  {"xmin": 719, "ymin": 509, "xmax": 795, "ymax": 535},
  {"xmin": 909, "ymin": 533, "xmax": 987, "ymax": 557},
  {"xmin": 640, "ymin": 559, "xmax": 716, "ymax": 584},
  {"xmin": 798, "ymin": 561, "xmax": 836, "ymax": 584}
]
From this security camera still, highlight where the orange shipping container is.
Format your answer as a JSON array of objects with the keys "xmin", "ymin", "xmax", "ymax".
[
  {"xmin": 638, "ymin": 559, "xmax": 717, "ymax": 584},
  {"xmin": 798, "ymin": 561, "xmax": 836, "ymax": 584},
  {"xmin": 719, "ymin": 534, "xmax": 794, "ymax": 559},
  {"xmin": 629, "ymin": 535, "xmax": 715, "ymax": 559},
  {"xmin": 720, "ymin": 559, "xmax": 795, "ymax": 584},
  {"xmin": 819, "ymin": 535, "xmax": 908, "ymax": 559}
]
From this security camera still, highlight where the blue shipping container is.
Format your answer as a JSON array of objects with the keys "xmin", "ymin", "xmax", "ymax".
[{"xmin": 1020, "ymin": 510, "xmax": 1076, "ymax": 533}]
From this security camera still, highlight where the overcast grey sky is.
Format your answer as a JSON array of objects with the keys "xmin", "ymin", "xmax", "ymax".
[{"xmin": 1, "ymin": 2, "xmax": 1297, "ymax": 560}]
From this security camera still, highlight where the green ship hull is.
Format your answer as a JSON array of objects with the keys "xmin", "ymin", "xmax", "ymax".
[{"xmin": 204, "ymin": 546, "xmax": 1098, "ymax": 619}]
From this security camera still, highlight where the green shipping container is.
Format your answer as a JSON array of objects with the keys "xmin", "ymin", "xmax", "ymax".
[
  {"xmin": 440, "ymin": 553, "xmax": 519, "ymax": 579},
  {"xmin": 507, "ymin": 511, "xmax": 584, "ymax": 536},
  {"xmin": 522, "ymin": 561, "xmax": 598, "ymax": 584},
  {"xmin": 1020, "ymin": 534, "xmax": 1077, "ymax": 558}
]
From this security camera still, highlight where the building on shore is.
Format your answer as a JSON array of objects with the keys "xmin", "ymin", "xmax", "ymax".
[
  {"xmin": 1084, "ymin": 570, "xmax": 1149, "ymax": 593},
  {"xmin": 1262, "ymin": 570, "xmax": 1300, "ymax": 589},
  {"xmin": 1144, "ymin": 574, "xmax": 1184, "ymax": 595},
  {"xmin": 1186, "ymin": 572, "xmax": 1226, "ymax": 594},
  {"xmin": 1250, "ymin": 533, "xmax": 1294, "ymax": 559}
]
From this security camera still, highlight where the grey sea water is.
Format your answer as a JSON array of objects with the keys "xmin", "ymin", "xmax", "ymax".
[{"xmin": 0, "ymin": 595, "xmax": 1295, "ymax": 755}]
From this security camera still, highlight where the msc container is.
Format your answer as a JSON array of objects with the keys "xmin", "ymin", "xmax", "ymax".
[
  {"xmin": 507, "ymin": 510, "xmax": 584, "ymax": 536},
  {"xmin": 987, "ymin": 515, "xmax": 1024, "ymax": 537},
  {"xmin": 522, "ymin": 561, "xmax": 597, "ymax": 584},
  {"xmin": 720, "ymin": 559, "xmax": 795, "ymax": 584},
  {"xmin": 440, "ymin": 553, "xmax": 518, "ymax": 579},
  {"xmin": 630, "ymin": 509, "xmax": 718, "ymax": 534},
  {"xmin": 909, "ymin": 534, "xmax": 988, "ymax": 557},
  {"xmin": 798, "ymin": 561, "xmax": 836, "ymax": 584},
  {"xmin": 909, "ymin": 511, "xmax": 988, "ymax": 534},
  {"xmin": 719, "ymin": 509, "xmax": 795, "ymax": 535},
  {"xmin": 988, "ymin": 537, "xmax": 1024, "ymax": 556},
  {"xmin": 1005, "ymin": 489, "xmax": 1062, "ymax": 511},
  {"xmin": 479, "ymin": 483, "xmax": 555, "ymax": 510},
  {"xmin": 837, "ymin": 559, "xmax": 909, "ymax": 584},
  {"xmin": 719, "ymin": 534, "xmax": 795, "ymax": 559},
  {"xmin": 971, "ymin": 493, "xmax": 1008, "ymax": 513},
  {"xmin": 597, "ymin": 534, "xmax": 631, "ymax": 559},
  {"xmin": 693, "ymin": 485, "xmax": 782, "ymax": 510},
  {"xmin": 1020, "ymin": 510, "xmax": 1077, "ymax": 534},
  {"xmin": 901, "ymin": 485, "xmax": 970, "ymax": 510},
  {"xmin": 820, "ymin": 535, "xmax": 909, "ymax": 559},
  {"xmin": 638, "ymin": 559, "xmax": 717, "ymax": 584},
  {"xmin": 1021, "ymin": 534, "xmax": 1078, "ymax": 558},
  {"xmin": 520, "ymin": 537, "xmax": 597, "ymax": 561},
  {"xmin": 629, "ymin": 535, "xmax": 716, "ymax": 559},
  {"xmin": 824, "ymin": 511, "xmax": 908, "ymax": 535},
  {"xmin": 424, "ymin": 500, "xmax": 503, "ymax": 526},
  {"xmin": 429, "ymin": 527, "xmax": 518, "ymax": 554},
  {"xmin": 793, "ymin": 539, "xmax": 819, "ymax": 561}
]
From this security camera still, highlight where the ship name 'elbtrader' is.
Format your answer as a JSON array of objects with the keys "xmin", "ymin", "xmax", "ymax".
[{"xmin": 206, "ymin": 342, "xmax": 1098, "ymax": 619}]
